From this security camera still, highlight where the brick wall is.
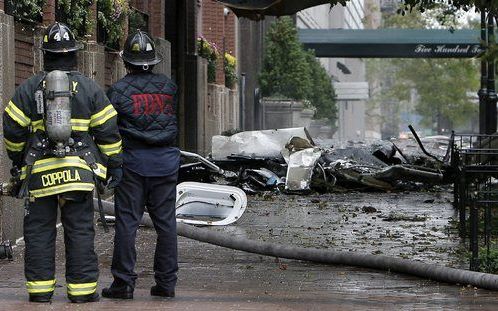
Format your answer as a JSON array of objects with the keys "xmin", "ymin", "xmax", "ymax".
[
  {"xmin": 130, "ymin": 0, "xmax": 148, "ymax": 14},
  {"xmin": 202, "ymin": 1, "xmax": 224, "ymax": 84},
  {"xmin": 9, "ymin": 2, "xmax": 169, "ymax": 89},
  {"xmin": 201, "ymin": 1, "xmax": 238, "ymax": 85},
  {"xmin": 14, "ymin": 23, "xmax": 34, "ymax": 87},
  {"xmin": 105, "ymin": 52, "xmax": 118, "ymax": 89},
  {"xmin": 104, "ymin": 51, "xmax": 127, "ymax": 89},
  {"xmin": 150, "ymin": 0, "xmax": 165, "ymax": 38},
  {"xmin": 129, "ymin": 0, "xmax": 164, "ymax": 38},
  {"xmin": 224, "ymin": 13, "xmax": 236, "ymax": 56},
  {"xmin": 42, "ymin": 0, "xmax": 56, "ymax": 25}
]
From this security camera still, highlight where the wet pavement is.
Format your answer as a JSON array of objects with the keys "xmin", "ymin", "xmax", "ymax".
[{"xmin": 1, "ymin": 191, "xmax": 498, "ymax": 310}]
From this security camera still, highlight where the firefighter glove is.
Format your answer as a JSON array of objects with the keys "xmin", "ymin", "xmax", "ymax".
[{"xmin": 107, "ymin": 167, "xmax": 123, "ymax": 189}]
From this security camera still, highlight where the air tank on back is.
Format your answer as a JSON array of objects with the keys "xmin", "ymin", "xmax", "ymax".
[{"xmin": 44, "ymin": 70, "xmax": 72, "ymax": 157}]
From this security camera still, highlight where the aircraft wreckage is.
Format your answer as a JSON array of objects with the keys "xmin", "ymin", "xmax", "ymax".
[
  {"xmin": 180, "ymin": 126, "xmax": 453, "ymax": 194},
  {"xmin": 155, "ymin": 125, "xmax": 458, "ymax": 225}
]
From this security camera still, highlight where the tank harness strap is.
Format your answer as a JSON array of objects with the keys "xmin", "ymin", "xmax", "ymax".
[{"xmin": 78, "ymin": 148, "xmax": 109, "ymax": 233}]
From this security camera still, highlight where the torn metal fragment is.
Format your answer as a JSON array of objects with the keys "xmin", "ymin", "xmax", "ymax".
[
  {"xmin": 211, "ymin": 127, "xmax": 314, "ymax": 160},
  {"xmin": 285, "ymin": 147, "xmax": 323, "ymax": 191},
  {"xmin": 176, "ymin": 182, "xmax": 247, "ymax": 226}
]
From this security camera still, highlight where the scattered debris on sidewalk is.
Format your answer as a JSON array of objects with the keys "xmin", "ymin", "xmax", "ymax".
[{"xmin": 182, "ymin": 126, "xmax": 454, "ymax": 195}]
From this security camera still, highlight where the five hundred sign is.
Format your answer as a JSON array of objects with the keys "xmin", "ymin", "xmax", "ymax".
[
  {"xmin": 414, "ymin": 44, "xmax": 483, "ymax": 57},
  {"xmin": 299, "ymin": 29, "xmax": 486, "ymax": 58}
]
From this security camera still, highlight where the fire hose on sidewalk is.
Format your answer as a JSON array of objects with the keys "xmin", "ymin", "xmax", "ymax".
[{"xmin": 95, "ymin": 199, "xmax": 498, "ymax": 291}]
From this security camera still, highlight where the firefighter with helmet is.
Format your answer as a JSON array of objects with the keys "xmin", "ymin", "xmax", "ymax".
[
  {"xmin": 2, "ymin": 23, "xmax": 122, "ymax": 303},
  {"xmin": 102, "ymin": 30, "xmax": 179, "ymax": 299}
]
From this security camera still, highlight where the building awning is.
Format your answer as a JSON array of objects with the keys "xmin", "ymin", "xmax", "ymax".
[
  {"xmin": 216, "ymin": 0, "xmax": 331, "ymax": 20},
  {"xmin": 298, "ymin": 29, "xmax": 484, "ymax": 58}
]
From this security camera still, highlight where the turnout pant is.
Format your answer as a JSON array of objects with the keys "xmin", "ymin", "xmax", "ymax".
[
  {"xmin": 24, "ymin": 191, "xmax": 98, "ymax": 297},
  {"xmin": 111, "ymin": 168, "xmax": 178, "ymax": 290}
]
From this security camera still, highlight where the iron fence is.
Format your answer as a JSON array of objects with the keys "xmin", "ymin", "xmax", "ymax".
[{"xmin": 452, "ymin": 133, "xmax": 498, "ymax": 272}]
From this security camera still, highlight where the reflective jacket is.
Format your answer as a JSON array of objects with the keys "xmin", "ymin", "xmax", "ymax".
[{"xmin": 3, "ymin": 71, "xmax": 122, "ymax": 198}]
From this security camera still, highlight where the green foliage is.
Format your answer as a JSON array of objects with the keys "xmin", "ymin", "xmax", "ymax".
[
  {"xmin": 57, "ymin": 0, "xmax": 94, "ymax": 38},
  {"xmin": 260, "ymin": 17, "xmax": 337, "ymax": 124},
  {"xmin": 479, "ymin": 247, "xmax": 498, "ymax": 273},
  {"xmin": 6, "ymin": 0, "xmax": 45, "ymax": 23},
  {"xmin": 327, "ymin": 0, "xmax": 498, "ymax": 15},
  {"xmin": 398, "ymin": 58, "xmax": 478, "ymax": 131},
  {"xmin": 393, "ymin": 0, "xmax": 496, "ymax": 15},
  {"xmin": 259, "ymin": 16, "xmax": 312, "ymax": 101},
  {"xmin": 304, "ymin": 50, "xmax": 337, "ymax": 124},
  {"xmin": 367, "ymin": 6, "xmax": 479, "ymax": 134},
  {"xmin": 97, "ymin": 0, "xmax": 129, "ymax": 47},
  {"xmin": 197, "ymin": 37, "xmax": 220, "ymax": 83},
  {"xmin": 128, "ymin": 8, "xmax": 147, "ymax": 33},
  {"xmin": 224, "ymin": 53, "xmax": 238, "ymax": 89}
]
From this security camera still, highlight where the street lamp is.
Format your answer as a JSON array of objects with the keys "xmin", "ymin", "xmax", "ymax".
[
  {"xmin": 486, "ymin": 10, "xmax": 497, "ymax": 134},
  {"xmin": 478, "ymin": 0, "xmax": 497, "ymax": 134}
]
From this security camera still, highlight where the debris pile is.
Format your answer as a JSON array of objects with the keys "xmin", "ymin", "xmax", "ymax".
[{"xmin": 180, "ymin": 127, "xmax": 452, "ymax": 194}]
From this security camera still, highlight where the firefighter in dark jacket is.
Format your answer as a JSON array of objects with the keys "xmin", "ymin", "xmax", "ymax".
[
  {"xmin": 102, "ymin": 30, "xmax": 179, "ymax": 299},
  {"xmin": 2, "ymin": 23, "xmax": 122, "ymax": 303}
]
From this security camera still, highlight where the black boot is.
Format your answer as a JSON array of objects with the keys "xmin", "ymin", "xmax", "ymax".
[
  {"xmin": 29, "ymin": 293, "xmax": 52, "ymax": 303},
  {"xmin": 68, "ymin": 292, "xmax": 100, "ymax": 303},
  {"xmin": 101, "ymin": 285, "xmax": 134, "ymax": 299},
  {"xmin": 150, "ymin": 285, "xmax": 175, "ymax": 298}
]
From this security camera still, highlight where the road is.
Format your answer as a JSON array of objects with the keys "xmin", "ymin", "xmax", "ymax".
[{"xmin": 1, "ymin": 191, "xmax": 497, "ymax": 310}]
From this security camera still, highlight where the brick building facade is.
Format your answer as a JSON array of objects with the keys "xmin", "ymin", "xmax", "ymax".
[
  {"xmin": 0, "ymin": 0, "xmax": 174, "ymax": 242},
  {"xmin": 201, "ymin": 0, "xmax": 237, "ymax": 85},
  {"xmin": 6, "ymin": 1, "xmax": 237, "ymax": 88},
  {"xmin": 0, "ymin": 0, "xmax": 241, "ymax": 242},
  {"xmin": 8, "ymin": 0, "xmax": 166, "ymax": 88}
]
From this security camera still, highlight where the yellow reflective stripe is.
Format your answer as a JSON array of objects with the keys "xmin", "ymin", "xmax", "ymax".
[
  {"xmin": 68, "ymin": 282, "xmax": 97, "ymax": 289},
  {"xmin": 90, "ymin": 105, "xmax": 117, "ymax": 127},
  {"xmin": 97, "ymin": 140, "xmax": 122, "ymax": 156},
  {"xmin": 4, "ymin": 138, "xmax": 26, "ymax": 152},
  {"xmin": 95, "ymin": 163, "xmax": 107, "ymax": 179},
  {"xmin": 21, "ymin": 156, "xmax": 90, "ymax": 177},
  {"xmin": 27, "ymin": 288, "xmax": 55, "ymax": 294},
  {"xmin": 67, "ymin": 282, "xmax": 97, "ymax": 296},
  {"xmin": 26, "ymin": 279, "xmax": 56, "ymax": 294},
  {"xmin": 32, "ymin": 119, "xmax": 92, "ymax": 132},
  {"xmin": 27, "ymin": 280, "xmax": 56, "ymax": 286},
  {"xmin": 20, "ymin": 156, "xmax": 107, "ymax": 179},
  {"xmin": 31, "ymin": 119, "xmax": 44, "ymax": 131},
  {"xmin": 5, "ymin": 101, "xmax": 31, "ymax": 127},
  {"xmin": 71, "ymin": 118, "xmax": 90, "ymax": 131},
  {"xmin": 29, "ymin": 182, "xmax": 95, "ymax": 197}
]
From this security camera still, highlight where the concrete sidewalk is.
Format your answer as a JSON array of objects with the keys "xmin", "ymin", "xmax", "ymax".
[{"xmin": 1, "ymin": 192, "xmax": 498, "ymax": 310}]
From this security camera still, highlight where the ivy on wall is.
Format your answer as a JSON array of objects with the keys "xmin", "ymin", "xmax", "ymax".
[
  {"xmin": 8, "ymin": 0, "xmax": 147, "ymax": 51},
  {"xmin": 6, "ymin": 0, "xmax": 46, "ymax": 23},
  {"xmin": 97, "ymin": 0, "xmax": 129, "ymax": 47},
  {"xmin": 56, "ymin": 0, "xmax": 94, "ymax": 38},
  {"xmin": 56, "ymin": 0, "xmax": 130, "ymax": 48}
]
